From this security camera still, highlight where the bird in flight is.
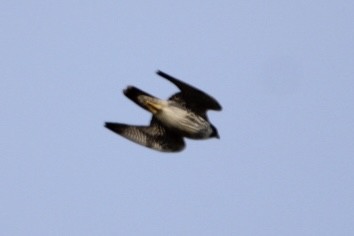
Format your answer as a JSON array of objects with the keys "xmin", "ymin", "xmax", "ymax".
[{"xmin": 105, "ymin": 70, "xmax": 222, "ymax": 152}]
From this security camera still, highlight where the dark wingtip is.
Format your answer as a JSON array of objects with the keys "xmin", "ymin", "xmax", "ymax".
[
  {"xmin": 123, "ymin": 86, "xmax": 135, "ymax": 97},
  {"xmin": 215, "ymin": 103, "xmax": 223, "ymax": 111},
  {"xmin": 210, "ymin": 125, "xmax": 220, "ymax": 139},
  {"xmin": 123, "ymin": 86, "xmax": 154, "ymax": 100},
  {"xmin": 104, "ymin": 122, "xmax": 124, "ymax": 134},
  {"xmin": 123, "ymin": 86, "xmax": 131, "ymax": 94},
  {"xmin": 104, "ymin": 122, "xmax": 113, "ymax": 129},
  {"xmin": 156, "ymin": 70, "xmax": 173, "ymax": 79},
  {"xmin": 123, "ymin": 86, "xmax": 143, "ymax": 102}
]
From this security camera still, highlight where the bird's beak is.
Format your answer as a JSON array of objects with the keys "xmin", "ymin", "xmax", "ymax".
[{"xmin": 144, "ymin": 100, "xmax": 162, "ymax": 114}]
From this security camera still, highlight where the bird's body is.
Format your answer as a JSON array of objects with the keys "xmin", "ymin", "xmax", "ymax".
[
  {"xmin": 105, "ymin": 70, "xmax": 222, "ymax": 152},
  {"xmin": 156, "ymin": 105, "xmax": 213, "ymax": 139},
  {"xmin": 126, "ymin": 88, "xmax": 215, "ymax": 139}
]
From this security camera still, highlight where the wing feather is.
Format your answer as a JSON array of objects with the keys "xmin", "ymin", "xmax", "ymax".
[
  {"xmin": 105, "ymin": 119, "xmax": 185, "ymax": 152},
  {"xmin": 156, "ymin": 70, "xmax": 222, "ymax": 112}
]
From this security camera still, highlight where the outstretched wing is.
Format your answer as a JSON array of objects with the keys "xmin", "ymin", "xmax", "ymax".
[
  {"xmin": 123, "ymin": 86, "xmax": 158, "ymax": 112},
  {"xmin": 156, "ymin": 70, "xmax": 222, "ymax": 113},
  {"xmin": 105, "ymin": 118, "xmax": 185, "ymax": 152}
]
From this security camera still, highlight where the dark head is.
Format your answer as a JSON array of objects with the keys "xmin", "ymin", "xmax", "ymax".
[{"xmin": 210, "ymin": 124, "xmax": 220, "ymax": 139}]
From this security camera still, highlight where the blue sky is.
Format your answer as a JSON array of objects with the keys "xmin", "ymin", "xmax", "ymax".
[{"xmin": 1, "ymin": 1, "xmax": 354, "ymax": 235}]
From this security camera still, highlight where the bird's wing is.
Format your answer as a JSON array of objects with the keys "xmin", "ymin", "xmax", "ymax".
[
  {"xmin": 105, "ymin": 118, "xmax": 185, "ymax": 152},
  {"xmin": 123, "ymin": 86, "xmax": 158, "ymax": 112},
  {"xmin": 156, "ymin": 70, "xmax": 222, "ymax": 112}
]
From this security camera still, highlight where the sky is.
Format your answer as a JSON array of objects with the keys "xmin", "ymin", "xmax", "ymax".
[{"xmin": 1, "ymin": 0, "xmax": 354, "ymax": 235}]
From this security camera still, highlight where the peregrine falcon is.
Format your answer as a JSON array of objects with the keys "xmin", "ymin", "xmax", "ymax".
[{"xmin": 105, "ymin": 70, "xmax": 222, "ymax": 152}]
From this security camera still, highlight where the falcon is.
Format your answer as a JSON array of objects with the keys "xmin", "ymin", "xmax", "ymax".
[{"xmin": 105, "ymin": 70, "xmax": 222, "ymax": 152}]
